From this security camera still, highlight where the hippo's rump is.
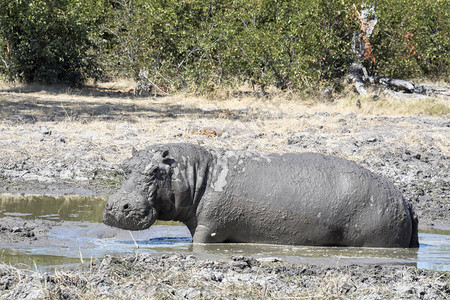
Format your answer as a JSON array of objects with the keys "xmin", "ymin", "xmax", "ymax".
[{"xmin": 203, "ymin": 151, "xmax": 412, "ymax": 247}]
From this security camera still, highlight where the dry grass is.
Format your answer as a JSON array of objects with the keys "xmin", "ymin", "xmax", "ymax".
[
  {"xmin": 0, "ymin": 80, "xmax": 449, "ymax": 167},
  {"xmin": 336, "ymin": 94, "xmax": 450, "ymax": 117},
  {"xmin": 4, "ymin": 256, "xmax": 444, "ymax": 300},
  {"xmin": 1, "ymin": 79, "xmax": 449, "ymax": 117}
]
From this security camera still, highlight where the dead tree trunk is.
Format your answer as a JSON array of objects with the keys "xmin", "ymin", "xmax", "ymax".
[
  {"xmin": 346, "ymin": 3, "xmax": 377, "ymax": 96},
  {"xmin": 346, "ymin": 3, "xmax": 449, "ymax": 98}
]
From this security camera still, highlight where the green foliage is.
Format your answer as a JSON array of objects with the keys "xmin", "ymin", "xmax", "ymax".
[
  {"xmin": 103, "ymin": 0, "xmax": 361, "ymax": 93},
  {"xmin": 0, "ymin": 0, "xmax": 448, "ymax": 89},
  {"xmin": 0, "ymin": 0, "xmax": 106, "ymax": 84},
  {"xmin": 370, "ymin": 0, "xmax": 449, "ymax": 79}
]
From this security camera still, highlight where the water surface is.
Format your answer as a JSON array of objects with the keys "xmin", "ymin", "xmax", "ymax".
[{"xmin": 0, "ymin": 194, "xmax": 448, "ymax": 271}]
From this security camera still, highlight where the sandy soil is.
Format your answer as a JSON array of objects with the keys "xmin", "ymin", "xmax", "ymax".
[{"xmin": 0, "ymin": 83, "xmax": 449, "ymax": 299}]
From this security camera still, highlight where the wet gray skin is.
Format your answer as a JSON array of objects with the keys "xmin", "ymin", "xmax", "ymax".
[{"xmin": 103, "ymin": 143, "xmax": 419, "ymax": 248}]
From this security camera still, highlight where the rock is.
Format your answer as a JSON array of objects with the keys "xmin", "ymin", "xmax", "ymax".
[
  {"xmin": 176, "ymin": 287, "xmax": 201, "ymax": 299},
  {"xmin": 41, "ymin": 127, "xmax": 52, "ymax": 135},
  {"xmin": 257, "ymin": 257, "xmax": 282, "ymax": 263},
  {"xmin": 320, "ymin": 86, "xmax": 333, "ymax": 100}
]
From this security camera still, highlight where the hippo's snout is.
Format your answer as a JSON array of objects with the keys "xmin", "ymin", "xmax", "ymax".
[{"xmin": 103, "ymin": 191, "xmax": 157, "ymax": 231}]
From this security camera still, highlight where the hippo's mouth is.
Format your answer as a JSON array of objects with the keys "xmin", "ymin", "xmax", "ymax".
[{"xmin": 102, "ymin": 200, "xmax": 157, "ymax": 231}]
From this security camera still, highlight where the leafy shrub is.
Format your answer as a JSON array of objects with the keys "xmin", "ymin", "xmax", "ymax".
[
  {"xmin": 0, "ymin": 0, "xmax": 106, "ymax": 84},
  {"xmin": 1, "ymin": 0, "xmax": 448, "ymax": 89},
  {"xmin": 369, "ymin": 0, "xmax": 449, "ymax": 79},
  {"xmin": 103, "ymin": 0, "xmax": 361, "ymax": 93}
]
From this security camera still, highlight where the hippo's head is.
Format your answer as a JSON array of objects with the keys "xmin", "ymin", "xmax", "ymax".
[{"xmin": 103, "ymin": 148, "xmax": 175, "ymax": 230}]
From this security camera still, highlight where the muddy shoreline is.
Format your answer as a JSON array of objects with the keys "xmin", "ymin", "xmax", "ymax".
[
  {"xmin": 1, "ymin": 253, "xmax": 449, "ymax": 299},
  {"xmin": 1, "ymin": 215, "xmax": 449, "ymax": 298},
  {"xmin": 0, "ymin": 86, "xmax": 449, "ymax": 298}
]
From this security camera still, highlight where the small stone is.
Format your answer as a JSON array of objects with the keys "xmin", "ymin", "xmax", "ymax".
[
  {"xmin": 320, "ymin": 86, "xmax": 333, "ymax": 100},
  {"xmin": 257, "ymin": 257, "xmax": 281, "ymax": 263},
  {"xmin": 370, "ymin": 94, "xmax": 380, "ymax": 101},
  {"xmin": 41, "ymin": 127, "xmax": 52, "ymax": 135},
  {"xmin": 210, "ymin": 272, "xmax": 224, "ymax": 282}
]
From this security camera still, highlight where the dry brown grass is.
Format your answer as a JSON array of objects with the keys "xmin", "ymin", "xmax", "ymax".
[
  {"xmin": 1, "ymin": 80, "xmax": 449, "ymax": 167},
  {"xmin": 9, "ymin": 257, "xmax": 444, "ymax": 300},
  {"xmin": 336, "ymin": 94, "xmax": 450, "ymax": 117},
  {"xmin": 2, "ymin": 79, "xmax": 449, "ymax": 118}
]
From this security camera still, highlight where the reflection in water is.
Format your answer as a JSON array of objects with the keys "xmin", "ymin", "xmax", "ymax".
[
  {"xmin": 0, "ymin": 194, "xmax": 449, "ymax": 271},
  {"xmin": 1, "ymin": 249, "xmax": 81, "ymax": 269},
  {"xmin": 0, "ymin": 194, "xmax": 107, "ymax": 222},
  {"xmin": 417, "ymin": 233, "xmax": 450, "ymax": 271},
  {"xmin": 120, "ymin": 237, "xmax": 193, "ymax": 245},
  {"xmin": 191, "ymin": 242, "xmax": 419, "ymax": 260}
]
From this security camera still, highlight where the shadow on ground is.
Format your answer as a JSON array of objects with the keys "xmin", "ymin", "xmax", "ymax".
[{"xmin": 0, "ymin": 88, "xmax": 249, "ymax": 123}]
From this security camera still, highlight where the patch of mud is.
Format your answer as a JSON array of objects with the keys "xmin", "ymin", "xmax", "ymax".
[
  {"xmin": 1, "ymin": 254, "xmax": 448, "ymax": 299},
  {"xmin": 1, "ymin": 87, "xmax": 448, "ymax": 299},
  {"xmin": 0, "ymin": 92, "xmax": 448, "ymax": 229},
  {"xmin": 0, "ymin": 217, "xmax": 54, "ymax": 243}
]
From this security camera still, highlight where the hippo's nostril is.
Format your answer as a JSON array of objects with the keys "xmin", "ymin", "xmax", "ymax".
[{"xmin": 123, "ymin": 204, "xmax": 129, "ymax": 210}]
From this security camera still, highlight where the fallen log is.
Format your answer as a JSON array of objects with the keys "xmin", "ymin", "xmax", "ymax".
[{"xmin": 347, "ymin": 63, "xmax": 449, "ymax": 98}]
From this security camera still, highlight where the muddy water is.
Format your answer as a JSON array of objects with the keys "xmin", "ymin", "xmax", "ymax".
[
  {"xmin": 0, "ymin": 195, "xmax": 449, "ymax": 271},
  {"xmin": 0, "ymin": 194, "xmax": 106, "ymax": 222}
]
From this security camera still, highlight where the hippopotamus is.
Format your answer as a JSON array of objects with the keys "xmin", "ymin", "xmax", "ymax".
[{"xmin": 103, "ymin": 143, "xmax": 418, "ymax": 248}]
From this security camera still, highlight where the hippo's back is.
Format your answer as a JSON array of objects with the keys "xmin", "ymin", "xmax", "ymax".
[{"xmin": 203, "ymin": 151, "xmax": 412, "ymax": 247}]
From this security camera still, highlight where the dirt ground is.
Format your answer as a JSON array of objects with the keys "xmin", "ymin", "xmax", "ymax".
[
  {"xmin": 0, "ymin": 83, "xmax": 448, "ymax": 227},
  {"xmin": 1, "ymin": 253, "xmax": 449, "ymax": 299},
  {"xmin": 0, "ymin": 82, "xmax": 449, "ymax": 298}
]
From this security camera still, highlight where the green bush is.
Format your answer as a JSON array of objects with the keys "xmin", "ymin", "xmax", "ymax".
[
  {"xmin": 0, "ymin": 0, "xmax": 106, "ymax": 84},
  {"xmin": 103, "ymin": 0, "xmax": 361, "ymax": 93},
  {"xmin": 1, "ymin": 0, "xmax": 448, "ymax": 89},
  {"xmin": 369, "ymin": 0, "xmax": 449, "ymax": 79}
]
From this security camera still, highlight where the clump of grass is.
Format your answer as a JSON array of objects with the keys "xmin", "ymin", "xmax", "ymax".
[
  {"xmin": 2, "ymin": 255, "xmax": 449, "ymax": 299},
  {"xmin": 95, "ymin": 169, "xmax": 125, "ymax": 190},
  {"xmin": 336, "ymin": 94, "xmax": 450, "ymax": 117}
]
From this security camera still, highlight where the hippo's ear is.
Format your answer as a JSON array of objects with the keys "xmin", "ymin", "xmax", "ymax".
[
  {"xmin": 121, "ymin": 159, "xmax": 133, "ymax": 174},
  {"xmin": 162, "ymin": 150, "xmax": 169, "ymax": 158},
  {"xmin": 162, "ymin": 157, "xmax": 175, "ymax": 166}
]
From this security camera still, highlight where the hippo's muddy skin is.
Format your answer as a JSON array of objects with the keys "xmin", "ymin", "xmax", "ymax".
[{"xmin": 103, "ymin": 143, "xmax": 418, "ymax": 248}]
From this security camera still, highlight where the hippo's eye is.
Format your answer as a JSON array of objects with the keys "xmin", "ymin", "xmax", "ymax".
[{"xmin": 144, "ymin": 165, "xmax": 159, "ymax": 176}]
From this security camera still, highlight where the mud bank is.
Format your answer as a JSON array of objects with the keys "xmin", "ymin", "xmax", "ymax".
[
  {"xmin": 0, "ymin": 87, "xmax": 449, "ymax": 299},
  {"xmin": 0, "ymin": 217, "xmax": 52, "ymax": 243},
  {"xmin": 1, "ymin": 253, "xmax": 449, "ymax": 299},
  {"xmin": 1, "ymin": 89, "xmax": 449, "ymax": 228}
]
